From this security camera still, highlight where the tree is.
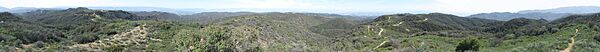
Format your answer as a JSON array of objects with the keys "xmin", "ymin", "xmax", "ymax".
[{"xmin": 456, "ymin": 38, "xmax": 480, "ymax": 52}]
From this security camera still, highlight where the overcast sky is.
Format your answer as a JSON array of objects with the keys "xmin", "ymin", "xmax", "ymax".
[{"xmin": 1, "ymin": 0, "xmax": 600, "ymax": 15}]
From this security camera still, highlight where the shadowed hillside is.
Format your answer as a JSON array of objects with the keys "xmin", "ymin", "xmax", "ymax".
[{"xmin": 0, "ymin": 12, "xmax": 64, "ymax": 44}]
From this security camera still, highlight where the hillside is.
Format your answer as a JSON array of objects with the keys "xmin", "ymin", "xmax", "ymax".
[
  {"xmin": 178, "ymin": 12, "xmax": 254, "ymax": 23},
  {"xmin": 2, "ymin": 7, "xmax": 600, "ymax": 52},
  {"xmin": 369, "ymin": 13, "xmax": 497, "ymax": 34},
  {"xmin": 144, "ymin": 12, "xmax": 600, "ymax": 52},
  {"xmin": 468, "ymin": 12, "xmax": 572, "ymax": 21},
  {"xmin": 342, "ymin": 13, "xmax": 600, "ymax": 52},
  {"xmin": 343, "ymin": 13, "xmax": 499, "ymax": 51},
  {"xmin": 0, "ymin": 12, "xmax": 64, "ymax": 44},
  {"xmin": 4, "ymin": 8, "xmax": 374, "ymax": 51},
  {"xmin": 310, "ymin": 18, "xmax": 357, "ymax": 37},
  {"xmin": 1, "ymin": 7, "xmax": 162, "ymax": 51},
  {"xmin": 20, "ymin": 7, "xmax": 145, "ymax": 30},
  {"xmin": 551, "ymin": 13, "xmax": 600, "ymax": 25},
  {"xmin": 1, "ymin": 12, "xmax": 21, "ymax": 21},
  {"xmin": 147, "ymin": 12, "xmax": 355, "ymax": 51}
]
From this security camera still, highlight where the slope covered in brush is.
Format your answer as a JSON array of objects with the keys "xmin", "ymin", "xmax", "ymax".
[
  {"xmin": 178, "ymin": 12, "xmax": 254, "ymax": 23},
  {"xmin": 147, "ymin": 12, "xmax": 367, "ymax": 51},
  {"xmin": 3, "ymin": 7, "xmax": 600, "ymax": 52},
  {"xmin": 0, "ymin": 12, "xmax": 64, "ymax": 44},
  {"xmin": 22, "ymin": 7, "xmax": 140, "ymax": 29},
  {"xmin": 483, "ymin": 13, "xmax": 600, "ymax": 51},
  {"xmin": 482, "ymin": 18, "xmax": 557, "ymax": 36},
  {"xmin": 368, "ymin": 13, "xmax": 497, "ymax": 34},
  {"xmin": 551, "ymin": 13, "xmax": 600, "ymax": 25},
  {"xmin": 1, "ymin": 7, "xmax": 161, "ymax": 51},
  {"xmin": 345, "ymin": 13, "xmax": 600, "ymax": 52},
  {"xmin": 342, "ymin": 13, "xmax": 498, "ymax": 51},
  {"xmin": 309, "ymin": 18, "xmax": 357, "ymax": 37}
]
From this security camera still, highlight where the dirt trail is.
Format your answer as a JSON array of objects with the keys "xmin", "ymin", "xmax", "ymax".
[
  {"xmin": 373, "ymin": 41, "xmax": 388, "ymax": 49},
  {"xmin": 377, "ymin": 28, "xmax": 384, "ymax": 36},
  {"xmin": 68, "ymin": 24, "xmax": 149, "ymax": 51},
  {"xmin": 418, "ymin": 18, "xmax": 428, "ymax": 22},
  {"xmin": 372, "ymin": 28, "xmax": 388, "ymax": 49},
  {"xmin": 560, "ymin": 29, "xmax": 579, "ymax": 52}
]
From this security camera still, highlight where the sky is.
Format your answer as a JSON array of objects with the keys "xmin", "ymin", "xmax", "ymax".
[{"xmin": 1, "ymin": 0, "xmax": 600, "ymax": 15}]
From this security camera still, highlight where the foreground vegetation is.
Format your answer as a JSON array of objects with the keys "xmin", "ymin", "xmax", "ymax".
[{"xmin": 1, "ymin": 7, "xmax": 600, "ymax": 51}]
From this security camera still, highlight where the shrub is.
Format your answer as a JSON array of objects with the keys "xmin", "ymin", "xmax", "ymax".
[
  {"xmin": 595, "ymin": 34, "xmax": 600, "ymax": 42},
  {"xmin": 32, "ymin": 41, "xmax": 44, "ymax": 48},
  {"xmin": 72, "ymin": 34, "xmax": 97, "ymax": 44},
  {"xmin": 456, "ymin": 38, "xmax": 480, "ymax": 52},
  {"xmin": 0, "ymin": 34, "xmax": 16, "ymax": 41}
]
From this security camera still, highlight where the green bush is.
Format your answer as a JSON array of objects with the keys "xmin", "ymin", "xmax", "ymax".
[
  {"xmin": 595, "ymin": 34, "xmax": 600, "ymax": 42},
  {"xmin": 32, "ymin": 41, "xmax": 44, "ymax": 48},
  {"xmin": 456, "ymin": 38, "xmax": 480, "ymax": 52},
  {"xmin": 72, "ymin": 34, "xmax": 97, "ymax": 44},
  {"xmin": 0, "ymin": 34, "xmax": 16, "ymax": 41}
]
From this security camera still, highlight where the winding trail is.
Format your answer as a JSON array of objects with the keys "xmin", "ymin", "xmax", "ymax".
[
  {"xmin": 560, "ymin": 29, "xmax": 579, "ymax": 52},
  {"xmin": 69, "ymin": 24, "xmax": 149, "ymax": 51},
  {"xmin": 377, "ymin": 28, "xmax": 384, "ymax": 36},
  {"xmin": 370, "ymin": 25, "xmax": 392, "ymax": 49},
  {"xmin": 373, "ymin": 41, "xmax": 388, "ymax": 49},
  {"xmin": 373, "ymin": 28, "xmax": 388, "ymax": 49}
]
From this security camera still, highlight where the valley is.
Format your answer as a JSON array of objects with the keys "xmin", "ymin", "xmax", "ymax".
[{"xmin": 0, "ymin": 6, "xmax": 600, "ymax": 52}]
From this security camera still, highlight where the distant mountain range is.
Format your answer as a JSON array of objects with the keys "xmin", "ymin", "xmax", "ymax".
[
  {"xmin": 518, "ymin": 6, "xmax": 600, "ymax": 14},
  {"xmin": 0, "ymin": 7, "xmax": 7, "ymax": 11},
  {"xmin": 468, "ymin": 12, "xmax": 573, "ymax": 21},
  {"xmin": 0, "ymin": 6, "xmax": 388, "ymax": 17},
  {"xmin": 468, "ymin": 6, "xmax": 600, "ymax": 21},
  {"xmin": 3, "ymin": 6, "xmax": 600, "ymax": 21},
  {"xmin": 0, "ymin": 7, "xmax": 196, "ymax": 15}
]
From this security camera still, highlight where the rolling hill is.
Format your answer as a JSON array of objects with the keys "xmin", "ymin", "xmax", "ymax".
[
  {"xmin": 1, "ymin": 12, "xmax": 65, "ymax": 44},
  {"xmin": 1, "ymin": 7, "xmax": 600, "ymax": 52},
  {"xmin": 345, "ymin": 13, "xmax": 600, "ymax": 51}
]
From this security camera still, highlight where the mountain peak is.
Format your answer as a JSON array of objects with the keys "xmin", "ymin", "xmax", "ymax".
[
  {"xmin": 66, "ymin": 7, "xmax": 91, "ymax": 11},
  {"xmin": 0, "ymin": 12, "xmax": 21, "ymax": 21},
  {"xmin": 63, "ymin": 7, "xmax": 138, "ymax": 20},
  {"xmin": 552, "ymin": 13, "xmax": 600, "ymax": 24}
]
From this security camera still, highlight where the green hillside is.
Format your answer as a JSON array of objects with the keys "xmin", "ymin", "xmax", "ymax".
[
  {"xmin": 1, "ymin": 7, "xmax": 600, "ymax": 52},
  {"xmin": 344, "ymin": 13, "xmax": 600, "ymax": 52}
]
